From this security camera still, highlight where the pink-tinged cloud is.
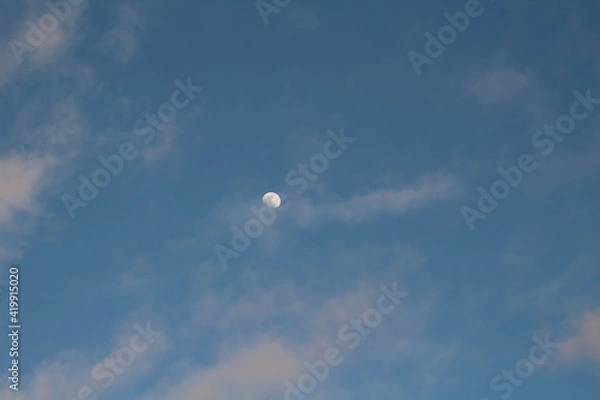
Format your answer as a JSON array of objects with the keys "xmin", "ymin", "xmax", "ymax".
[
  {"xmin": 558, "ymin": 308, "xmax": 600, "ymax": 366},
  {"xmin": 0, "ymin": 152, "xmax": 56, "ymax": 225},
  {"xmin": 139, "ymin": 340, "xmax": 304, "ymax": 400}
]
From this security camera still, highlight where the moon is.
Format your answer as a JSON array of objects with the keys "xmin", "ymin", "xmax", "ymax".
[{"xmin": 262, "ymin": 192, "xmax": 281, "ymax": 208}]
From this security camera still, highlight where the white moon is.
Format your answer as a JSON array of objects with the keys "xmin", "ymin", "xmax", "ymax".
[{"xmin": 262, "ymin": 192, "xmax": 281, "ymax": 208}]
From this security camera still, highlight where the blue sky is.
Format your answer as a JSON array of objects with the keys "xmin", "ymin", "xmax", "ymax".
[{"xmin": 0, "ymin": 0, "xmax": 599, "ymax": 399}]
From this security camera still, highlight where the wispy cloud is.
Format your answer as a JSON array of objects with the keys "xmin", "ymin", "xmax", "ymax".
[
  {"xmin": 99, "ymin": 2, "xmax": 145, "ymax": 64},
  {"xmin": 1, "ymin": 0, "xmax": 89, "ymax": 84},
  {"xmin": 0, "ymin": 314, "xmax": 169, "ymax": 400},
  {"xmin": 0, "ymin": 152, "xmax": 56, "ymax": 225},
  {"xmin": 507, "ymin": 246, "xmax": 600, "ymax": 318},
  {"xmin": 139, "ymin": 340, "xmax": 303, "ymax": 400},
  {"xmin": 463, "ymin": 66, "xmax": 536, "ymax": 106},
  {"xmin": 451, "ymin": 62, "xmax": 554, "ymax": 131},
  {"xmin": 290, "ymin": 170, "xmax": 462, "ymax": 226}
]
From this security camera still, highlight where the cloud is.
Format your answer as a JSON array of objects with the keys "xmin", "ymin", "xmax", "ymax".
[
  {"xmin": 167, "ymin": 170, "xmax": 459, "ymax": 258},
  {"xmin": 558, "ymin": 308, "xmax": 600, "ymax": 366},
  {"xmin": 0, "ymin": 357, "xmax": 85, "ymax": 400},
  {"xmin": 138, "ymin": 340, "xmax": 303, "ymax": 400},
  {"xmin": 463, "ymin": 66, "xmax": 535, "ymax": 106},
  {"xmin": 95, "ymin": 317, "xmax": 171, "ymax": 393},
  {"xmin": 0, "ymin": 240, "xmax": 458, "ymax": 400},
  {"xmin": 13, "ymin": 94, "xmax": 91, "ymax": 153},
  {"xmin": 190, "ymin": 283, "xmax": 307, "ymax": 333},
  {"xmin": 451, "ymin": 62, "xmax": 554, "ymax": 131},
  {"xmin": 0, "ymin": 246, "xmax": 23, "ymax": 264},
  {"xmin": 139, "ymin": 124, "xmax": 182, "ymax": 165},
  {"xmin": 0, "ymin": 42, "xmax": 21, "ymax": 89},
  {"xmin": 0, "ymin": 76, "xmax": 96, "ymax": 265},
  {"xmin": 507, "ymin": 246, "xmax": 600, "ymax": 315},
  {"xmin": 150, "ymin": 278, "xmax": 417, "ymax": 400},
  {"xmin": 0, "ymin": 1, "xmax": 88, "ymax": 90},
  {"xmin": 99, "ymin": 2, "xmax": 145, "ymax": 64},
  {"xmin": 137, "ymin": 91, "xmax": 208, "ymax": 167},
  {"xmin": 290, "ymin": 170, "xmax": 462, "ymax": 225},
  {"xmin": 112, "ymin": 256, "xmax": 159, "ymax": 296},
  {"xmin": 502, "ymin": 231, "xmax": 545, "ymax": 270},
  {"xmin": 0, "ymin": 314, "xmax": 169, "ymax": 400},
  {"xmin": 0, "ymin": 152, "xmax": 56, "ymax": 225},
  {"xmin": 4, "ymin": 0, "xmax": 89, "ymax": 78}
]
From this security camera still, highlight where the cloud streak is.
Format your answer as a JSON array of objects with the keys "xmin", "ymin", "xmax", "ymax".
[{"xmin": 291, "ymin": 170, "xmax": 461, "ymax": 225}]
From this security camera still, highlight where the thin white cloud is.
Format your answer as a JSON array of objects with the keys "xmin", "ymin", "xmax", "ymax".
[
  {"xmin": 166, "ymin": 170, "xmax": 460, "ymax": 257},
  {"xmin": 290, "ymin": 170, "xmax": 462, "ymax": 225}
]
